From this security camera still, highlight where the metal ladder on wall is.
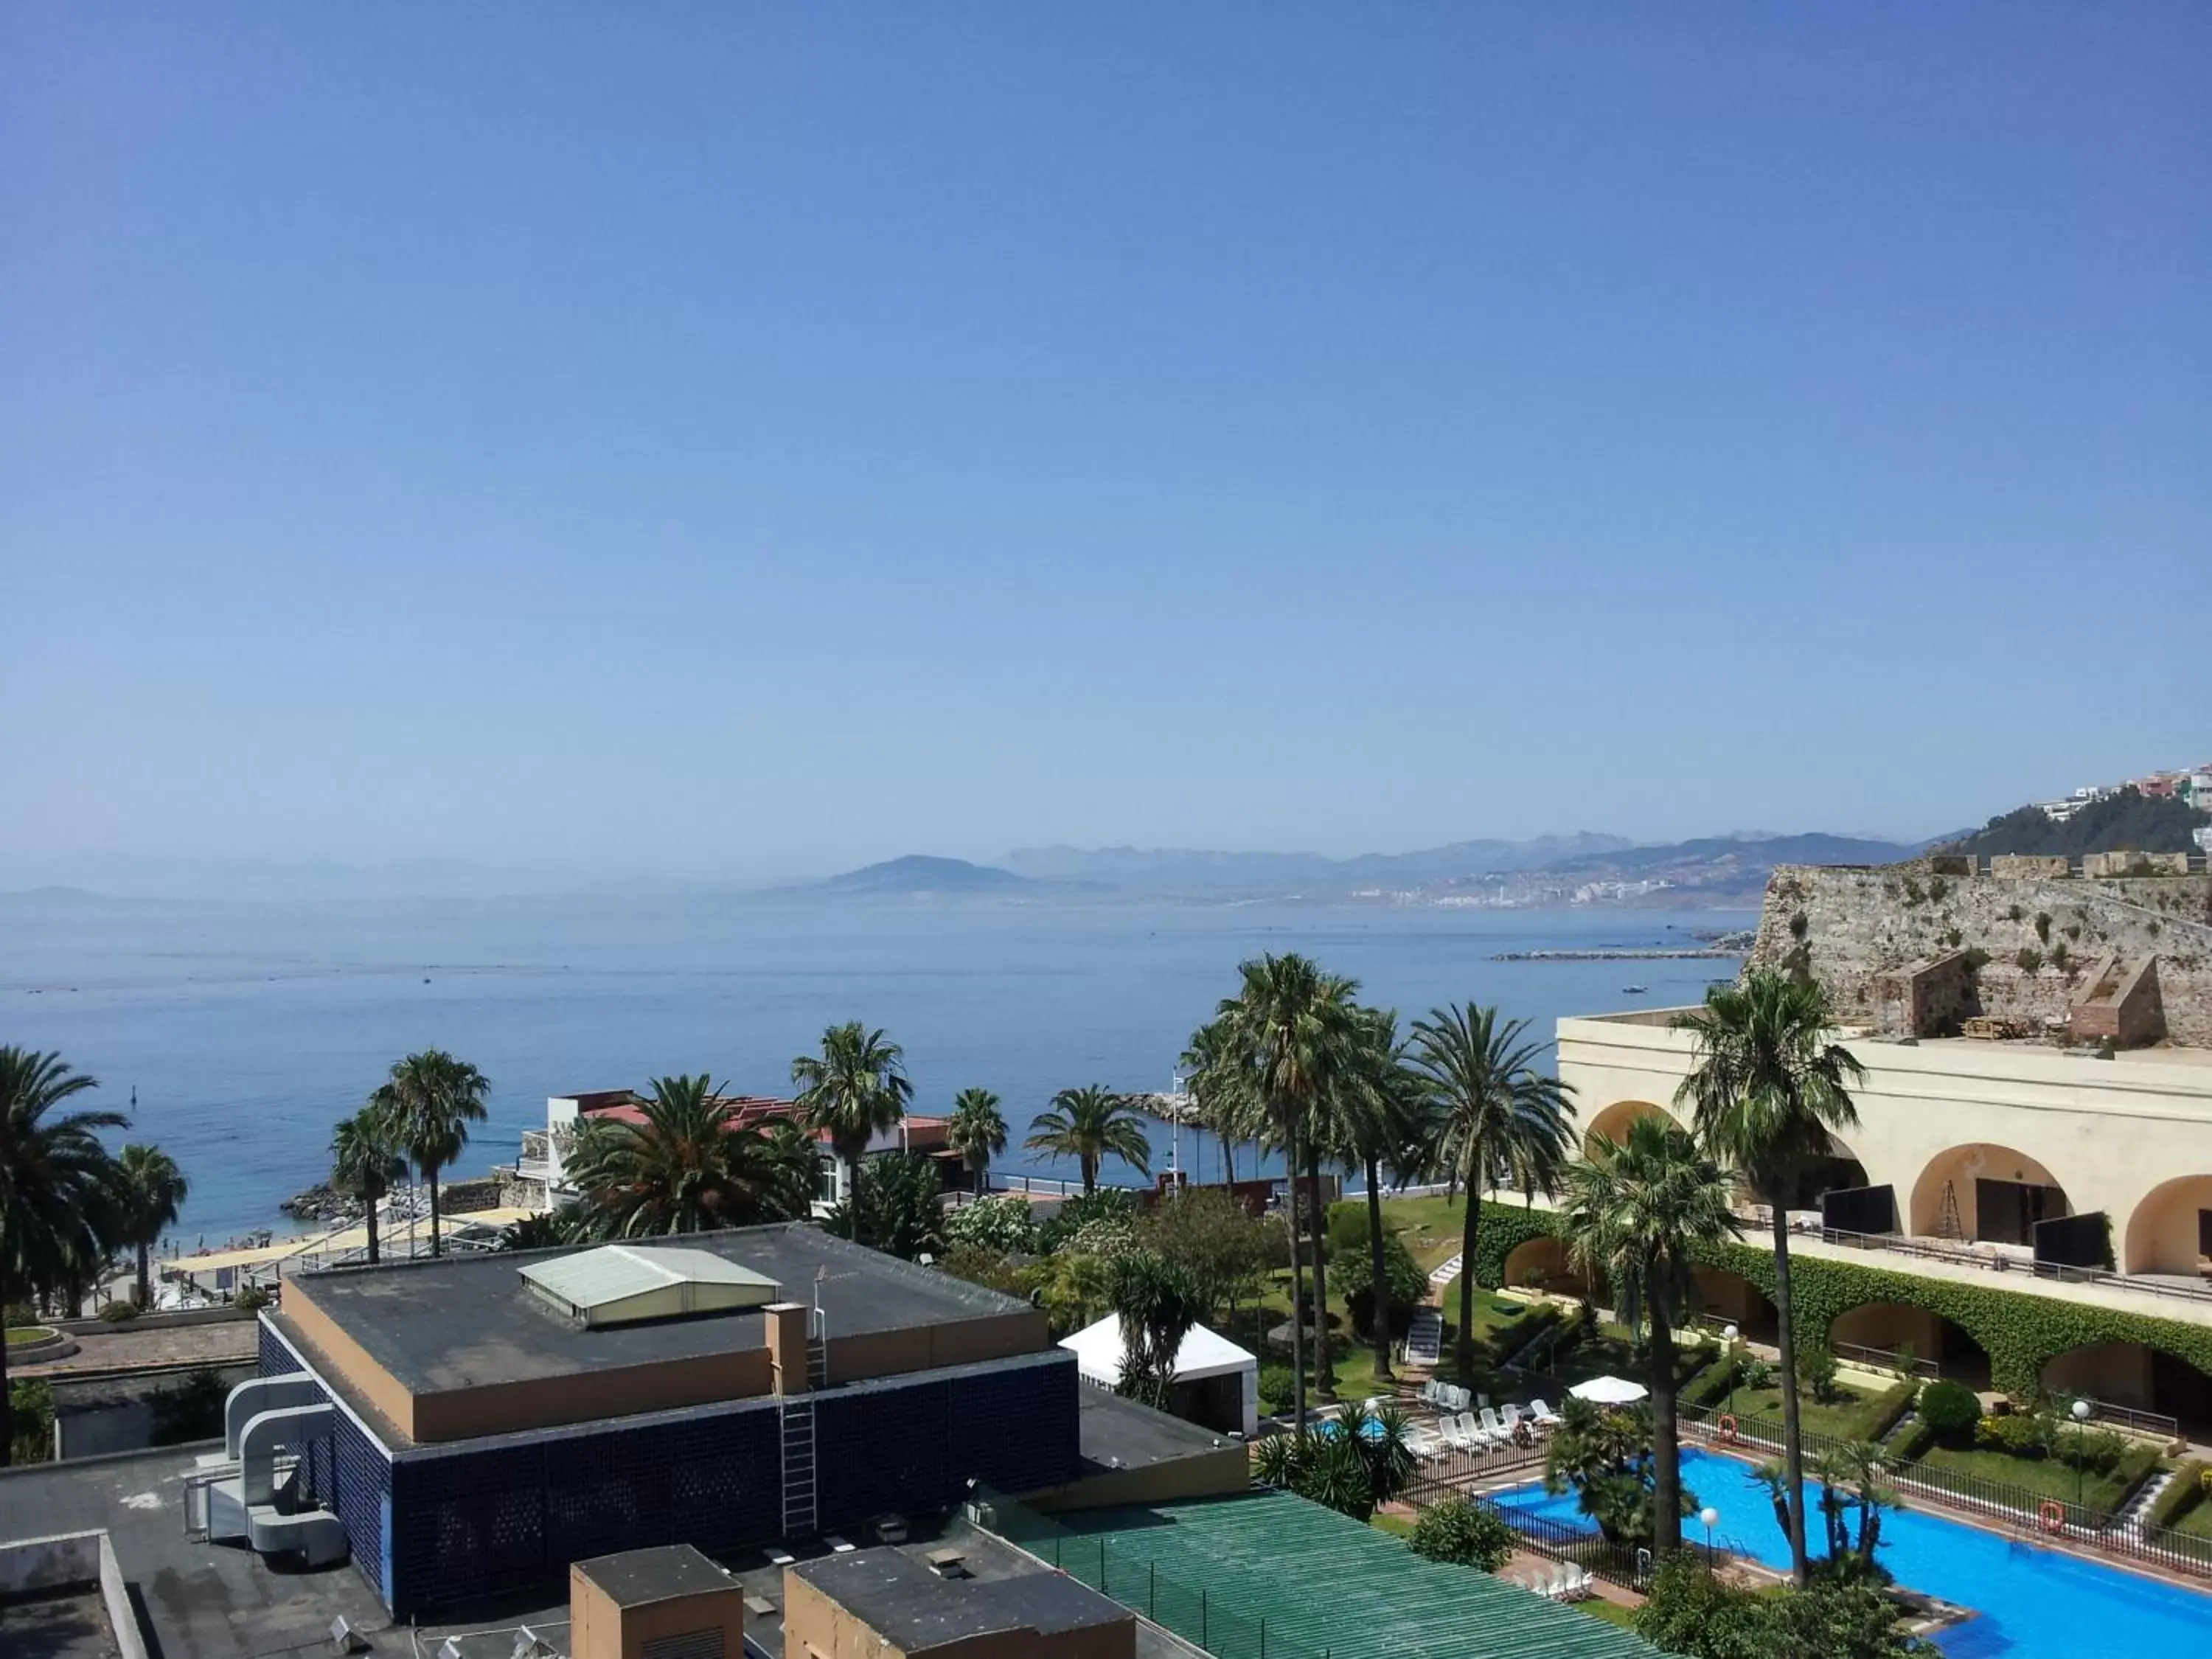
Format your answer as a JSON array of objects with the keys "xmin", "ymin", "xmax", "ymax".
[{"xmin": 779, "ymin": 1321, "xmax": 830, "ymax": 1538}]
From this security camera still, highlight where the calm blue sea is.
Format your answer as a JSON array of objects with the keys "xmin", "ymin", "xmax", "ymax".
[{"xmin": 0, "ymin": 893, "xmax": 1751, "ymax": 1239}]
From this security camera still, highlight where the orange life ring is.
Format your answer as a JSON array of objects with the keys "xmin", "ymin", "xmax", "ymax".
[
  {"xmin": 1717, "ymin": 1414, "xmax": 1739, "ymax": 1445},
  {"xmin": 2038, "ymin": 1500, "xmax": 2066, "ymax": 1535}
]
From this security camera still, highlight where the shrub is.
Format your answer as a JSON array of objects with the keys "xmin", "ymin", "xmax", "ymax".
[
  {"xmin": 2016, "ymin": 947, "xmax": 2044, "ymax": 974},
  {"xmin": 944, "ymin": 1193, "xmax": 1040, "ymax": 1253},
  {"xmin": 1860, "ymin": 1380, "xmax": 1918, "ymax": 1443},
  {"xmin": 9, "ymin": 1377, "xmax": 55, "ymax": 1464},
  {"xmin": 1798, "ymin": 1343, "xmax": 1842, "ymax": 1405},
  {"xmin": 1916, "ymin": 1379, "xmax": 1981, "ymax": 1447},
  {"xmin": 1258, "ymin": 1364, "xmax": 1297, "ymax": 1416},
  {"xmin": 1038, "ymin": 1188, "xmax": 1138, "ymax": 1253},
  {"xmin": 97, "ymin": 1300, "xmax": 141, "ymax": 1322},
  {"xmin": 1335, "ymin": 1231, "xmax": 1427, "ymax": 1340},
  {"xmin": 232, "ymin": 1284, "xmax": 272, "ymax": 1312},
  {"xmin": 2052, "ymin": 1425, "xmax": 2128, "ymax": 1475},
  {"xmin": 1409, "ymin": 1498, "xmax": 1518, "ymax": 1571},
  {"xmin": 2035, "ymin": 911, "xmax": 2053, "ymax": 944},
  {"xmin": 2147, "ymin": 1460, "xmax": 2210, "ymax": 1532},
  {"xmin": 1974, "ymin": 1412, "xmax": 2051, "ymax": 1459}
]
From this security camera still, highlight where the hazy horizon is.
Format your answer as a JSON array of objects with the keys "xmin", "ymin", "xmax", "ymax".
[{"xmin": 5, "ymin": 7, "xmax": 2205, "ymax": 885}]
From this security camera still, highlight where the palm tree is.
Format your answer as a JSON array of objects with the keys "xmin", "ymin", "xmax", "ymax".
[
  {"xmin": 114, "ymin": 1144, "xmax": 189, "ymax": 1308},
  {"xmin": 1179, "ymin": 1018, "xmax": 1256, "ymax": 1186},
  {"xmin": 1410, "ymin": 1003, "xmax": 1576, "ymax": 1385},
  {"xmin": 330, "ymin": 1101, "xmax": 408, "ymax": 1265},
  {"xmin": 1559, "ymin": 1113, "xmax": 1740, "ymax": 1557},
  {"xmin": 947, "ymin": 1088, "xmax": 1008, "ymax": 1197},
  {"xmin": 1338, "ymin": 1005, "xmax": 1426, "ymax": 1383},
  {"xmin": 1, "ymin": 1048, "xmax": 125, "ymax": 1467},
  {"xmin": 566, "ymin": 1074, "xmax": 817, "ymax": 1238},
  {"xmin": 1025, "ymin": 1086, "xmax": 1151, "ymax": 1195},
  {"xmin": 375, "ymin": 1050, "xmax": 491, "ymax": 1259},
  {"xmin": 791, "ymin": 1023, "xmax": 912, "ymax": 1206},
  {"xmin": 1214, "ymin": 953, "xmax": 1361, "ymax": 1416},
  {"xmin": 1674, "ymin": 969, "xmax": 1865, "ymax": 1587}
]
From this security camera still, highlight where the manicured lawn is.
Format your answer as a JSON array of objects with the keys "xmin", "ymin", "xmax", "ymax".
[
  {"xmin": 2167, "ymin": 1498, "xmax": 2212, "ymax": 1540},
  {"xmin": 1376, "ymin": 1192, "xmax": 1478, "ymax": 1271},
  {"xmin": 4, "ymin": 1325, "xmax": 56, "ymax": 1346},
  {"xmin": 1575, "ymin": 1597, "xmax": 1642, "ymax": 1629},
  {"xmin": 1234, "ymin": 1261, "xmax": 1528, "ymax": 1403},
  {"xmin": 1369, "ymin": 1512, "xmax": 1416, "ymax": 1538},
  {"xmin": 1722, "ymin": 1382, "xmax": 1893, "ymax": 1444},
  {"xmin": 1914, "ymin": 1444, "xmax": 2157, "ymax": 1512}
]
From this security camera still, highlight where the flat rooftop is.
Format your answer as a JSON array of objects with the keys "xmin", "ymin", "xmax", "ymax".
[
  {"xmin": 0, "ymin": 1587, "xmax": 116, "ymax": 1659},
  {"xmin": 1078, "ymin": 1385, "xmax": 1240, "ymax": 1473},
  {"xmin": 793, "ymin": 1544, "xmax": 1130, "ymax": 1647},
  {"xmin": 573, "ymin": 1543, "xmax": 740, "ymax": 1609},
  {"xmin": 279, "ymin": 1223, "xmax": 1034, "ymax": 1397}
]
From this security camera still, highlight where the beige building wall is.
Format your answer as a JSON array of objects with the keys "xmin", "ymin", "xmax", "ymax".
[
  {"xmin": 1556, "ymin": 1013, "xmax": 2212, "ymax": 1283},
  {"xmin": 570, "ymin": 1563, "xmax": 745, "ymax": 1659}
]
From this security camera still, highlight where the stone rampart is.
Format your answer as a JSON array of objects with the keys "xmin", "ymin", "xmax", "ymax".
[{"xmin": 1748, "ymin": 861, "xmax": 2212, "ymax": 1046}]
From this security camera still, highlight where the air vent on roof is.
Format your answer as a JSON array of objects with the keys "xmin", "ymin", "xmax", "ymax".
[{"xmin": 517, "ymin": 1244, "xmax": 780, "ymax": 1329}]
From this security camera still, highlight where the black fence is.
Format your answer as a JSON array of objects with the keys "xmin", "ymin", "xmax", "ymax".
[{"xmin": 1677, "ymin": 1404, "xmax": 2212, "ymax": 1582}]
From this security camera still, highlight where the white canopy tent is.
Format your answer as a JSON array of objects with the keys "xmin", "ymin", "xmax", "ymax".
[
  {"xmin": 1059, "ymin": 1315, "xmax": 1260, "ymax": 1438},
  {"xmin": 1568, "ymin": 1375, "xmax": 1650, "ymax": 1405}
]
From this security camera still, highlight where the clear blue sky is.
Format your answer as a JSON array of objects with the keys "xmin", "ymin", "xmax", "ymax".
[{"xmin": 4, "ymin": 5, "xmax": 2206, "ymax": 885}]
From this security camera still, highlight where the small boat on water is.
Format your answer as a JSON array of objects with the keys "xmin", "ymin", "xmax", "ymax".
[{"xmin": 1621, "ymin": 984, "xmax": 1649, "ymax": 995}]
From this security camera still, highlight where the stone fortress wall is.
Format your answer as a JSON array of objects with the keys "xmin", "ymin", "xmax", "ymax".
[{"xmin": 1747, "ymin": 860, "xmax": 2212, "ymax": 1047}]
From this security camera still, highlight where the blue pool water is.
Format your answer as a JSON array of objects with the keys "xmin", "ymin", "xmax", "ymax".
[{"xmin": 1492, "ymin": 1449, "xmax": 2212, "ymax": 1657}]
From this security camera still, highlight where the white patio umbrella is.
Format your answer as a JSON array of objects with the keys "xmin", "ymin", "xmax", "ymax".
[{"xmin": 1568, "ymin": 1374, "xmax": 1650, "ymax": 1405}]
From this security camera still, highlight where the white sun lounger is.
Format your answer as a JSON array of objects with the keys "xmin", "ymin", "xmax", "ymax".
[{"xmin": 1528, "ymin": 1397, "xmax": 1562, "ymax": 1426}]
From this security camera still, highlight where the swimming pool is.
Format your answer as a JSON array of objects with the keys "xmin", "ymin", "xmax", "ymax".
[{"xmin": 1490, "ymin": 1448, "xmax": 2212, "ymax": 1657}]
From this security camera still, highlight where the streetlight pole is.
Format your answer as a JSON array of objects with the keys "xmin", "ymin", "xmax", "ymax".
[
  {"xmin": 1723, "ymin": 1324, "xmax": 1740, "ymax": 1418},
  {"xmin": 1700, "ymin": 1506, "xmax": 1719, "ymax": 1558},
  {"xmin": 2070, "ymin": 1397, "xmax": 2093, "ymax": 1512}
]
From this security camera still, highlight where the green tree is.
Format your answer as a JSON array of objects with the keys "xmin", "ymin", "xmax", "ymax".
[
  {"xmin": 944, "ymin": 1192, "xmax": 1040, "ymax": 1253},
  {"xmin": 497, "ymin": 1210, "xmax": 577, "ymax": 1251},
  {"xmin": 1336, "ymin": 1005, "xmax": 1429, "ymax": 1382},
  {"xmin": 1543, "ymin": 1395, "xmax": 1689, "ymax": 1546},
  {"xmin": 1636, "ymin": 1553, "xmax": 1930, "ymax": 1659},
  {"xmin": 565, "ymin": 1074, "xmax": 817, "ymax": 1237},
  {"xmin": 375, "ymin": 1049, "xmax": 491, "ymax": 1259},
  {"xmin": 1141, "ymin": 1186, "xmax": 1272, "ymax": 1324},
  {"xmin": 114, "ymin": 1144, "xmax": 189, "ymax": 1309},
  {"xmin": 330, "ymin": 1101, "xmax": 407, "ymax": 1265},
  {"xmin": 1, "ymin": 1049, "xmax": 125, "ymax": 1467},
  {"xmin": 1410, "ymin": 1004, "xmax": 1576, "ymax": 1384},
  {"xmin": 1179, "ymin": 1017, "xmax": 1256, "ymax": 1186},
  {"xmin": 791, "ymin": 1022, "xmax": 912, "ymax": 1206},
  {"xmin": 1674, "ymin": 970, "xmax": 1864, "ymax": 1586},
  {"xmin": 946, "ymin": 1088, "xmax": 1008, "ymax": 1197},
  {"xmin": 1107, "ymin": 1250, "xmax": 1205, "ymax": 1411},
  {"xmin": 1025, "ymin": 1085, "xmax": 1151, "ymax": 1195},
  {"xmin": 1214, "ymin": 953, "xmax": 1362, "ymax": 1415},
  {"xmin": 824, "ymin": 1155, "xmax": 944, "ymax": 1260},
  {"xmin": 1559, "ymin": 1113, "xmax": 1739, "ymax": 1556},
  {"xmin": 1409, "ymin": 1497, "xmax": 1519, "ymax": 1571}
]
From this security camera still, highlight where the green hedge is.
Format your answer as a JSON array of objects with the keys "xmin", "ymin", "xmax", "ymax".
[
  {"xmin": 2148, "ymin": 1460, "xmax": 2210, "ymax": 1533},
  {"xmin": 1458, "ymin": 1199, "xmax": 2212, "ymax": 1398},
  {"xmin": 1860, "ymin": 1380, "xmax": 1918, "ymax": 1442}
]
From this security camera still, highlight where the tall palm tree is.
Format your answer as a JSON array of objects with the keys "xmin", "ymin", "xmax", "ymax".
[
  {"xmin": 1, "ymin": 1048, "xmax": 125, "ymax": 1467},
  {"xmin": 1215, "ymin": 953, "xmax": 1361, "ymax": 1415},
  {"xmin": 330, "ymin": 1100, "xmax": 408, "ymax": 1265},
  {"xmin": 1338, "ymin": 1006, "xmax": 1428, "ymax": 1383},
  {"xmin": 566, "ymin": 1074, "xmax": 815, "ymax": 1237},
  {"xmin": 947, "ymin": 1088, "xmax": 1008, "ymax": 1197},
  {"xmin": 1559, "ymin": 1113, "xmax": 1740, "ymax": 1557},
  {"xmin": 1674, "ymin": 969, "xmax": 1864, "ymax": 1587},
  {"xmin": 375, "ymin": 1050, "xmax": 490, "ymax": 1259},
  {"xmin": 791, "ymin": 1023, "xmax": 912, "ymax": 1206},
  {"xmin": 1179, "ymin": 1017, "xmax": 1256, "ymax": 1186},
  {"xmin": 1025, "ymin": 1085, "xmax": 1151, "ymax": 1195},
  {"xmin": 114, "ymin": 1144, "xmax": 189, "ymax": 1309},
  {"xmin": 1410, "ymin": 1004, "xmax": 1577, "ymax": 1384}
]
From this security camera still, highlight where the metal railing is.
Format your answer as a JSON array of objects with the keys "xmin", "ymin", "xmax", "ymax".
[
  {"xmin": 1830, "ymin": 1340, "xmax": 1940, "ymax": 1381},
  {"xmin": 1815, "ymin": 1225, "xmax": 2212, "ymax": 1308},
  {"xmin": 967, "ymin": 1488, "xmax": 1331, "ymax": 1659},
  {"xmin": 2051, "ymin": 1394, "xmax": 2181, "ymax": 1442},
  {"xmin": 1401, "ymin": 1435, "xmax": 1547, "ymax": 1503}
]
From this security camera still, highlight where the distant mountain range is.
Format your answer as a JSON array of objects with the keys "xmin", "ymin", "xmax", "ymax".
[
  {"xmin": 816, "ymin": 830, "xmax": 1935, "ymax": 906},
  {"xmin": 998, "ymin": 832, "xmax": 1634, "ymax": 895}
]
